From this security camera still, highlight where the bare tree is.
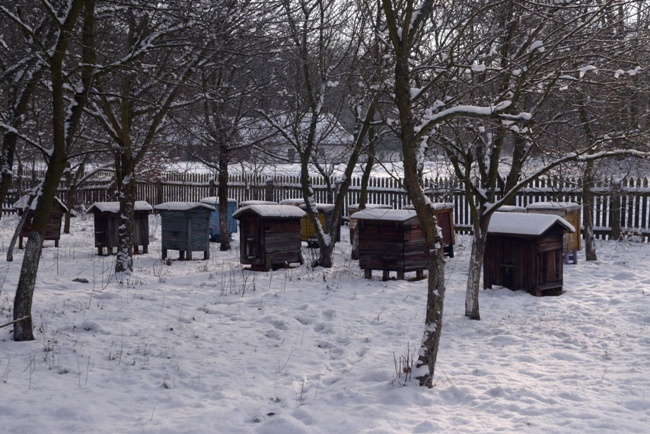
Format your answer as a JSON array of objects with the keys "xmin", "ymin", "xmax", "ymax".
[
  {"xmin": 260, "ymin": 0, "xmax": 381, "ymax": 268},
  {"xmin": 87, "ymin": 1, "xmax": 206, "ymax": 275},
  {"xmin": 9, "ymin": 0, "xmax": 97, "ymax": 341}
]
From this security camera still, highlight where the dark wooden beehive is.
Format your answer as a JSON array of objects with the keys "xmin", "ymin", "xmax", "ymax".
[
  {"xmin": 354, "ymin": 209, "xmax": 428, "ymax": 281},
  {"xmin": 14, "ymin": 196, "xmax": 68, "ymax": 248},
  {"xmin": 87, "ymin": 201, "xmax": 153, "ymax": 255},
  {"xmin": 484, "ymin": 212, "xmax": 575, "ymax": 296},
  {"xmin": 233, "ymin": 204, "xmax": 305, "ymax": 271},
  {"xmin": 154, "ymin": 202, "xmax": 215, "ymax": 260}
]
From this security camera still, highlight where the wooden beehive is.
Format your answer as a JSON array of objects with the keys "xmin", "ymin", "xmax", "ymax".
[
  {"xmin": 404, "ymin": 203, "xmax": 455, "ymax": 257},
  {"xmin": 199, "ymin": 197, "xmax": 238, "ymax": 242},
  {"xmin": 526, "ymin": 202, "xmax": 581, "ymax": 263},
  {"xmin": 14, "ymin": 195, "xmax": 68, "ymax": 249},
  {"xmin": 86, "ymin": 201, "xmax": 153, "ymax": 255},
  {"xmin": 354, "ymin": 209, "xmax": 428, "ymax": 281},
  {"xmin": 233, "ymin": 204, "xmax": 305, "ymax": 271},
  {"xmin": 154, "ymin": 202, "xmax": 214, "ymax": 260},
  {"xmin": 484, "ymin": 212, "xmax": 575, "ymax": 296},
  {"xmin": 347, "ymin": 203, "xmax": 392, "ymax": 243}
]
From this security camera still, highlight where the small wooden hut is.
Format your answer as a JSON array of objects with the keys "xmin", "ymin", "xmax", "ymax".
[
  {"xmin": 86, "ymin": 201, "xmax": 153, "ymax": 255},
  {"xmin": 154, "ymin": 202, "xmax": 215, "ymax": 260},
  {"xmin": 354, "ymin": 209, "xmax": 427, "ymax": 281},
  {"xmin": 199, "ymin": 197, "xmax": 238, "ymax": 242},
  {"xmin": 233, "ymin": 204, "xmax": 305, "ymax": 271},
  {"xmin": 484, "ymin": 212, "xmax": 575, "ymax": 296},
  {"xmin": 405, "ymin": 203, "xmax": 456, "ymax": 257},
  {"xmin": 526, "ymin": 202, "xmax": 581, "ymax": 264},
  {"xmin": 13, "ymin": 195, "xmax": 68, "ymax": 248}
]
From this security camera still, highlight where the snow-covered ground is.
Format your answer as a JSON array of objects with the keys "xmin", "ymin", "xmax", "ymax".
[{"xmin": 0, "ymin": 213, "xmax": 648, "ymax": 433}]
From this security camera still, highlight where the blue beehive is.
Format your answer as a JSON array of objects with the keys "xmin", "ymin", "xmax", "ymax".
[
  {"xmin": 154, "ymin": 202, "xmax": 215, "ymax": 260},
  {"xmin": 200, "ymin": 197, "xmax": 238, "ymax": 242}
]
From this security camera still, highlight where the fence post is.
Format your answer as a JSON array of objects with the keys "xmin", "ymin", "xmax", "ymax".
[
  {"xmin": 209, "ymin": 178, "xmax": 217, "ymax": 197},
  {"xmin": 156, "ymin": 180, "xmax": 164, "ymax": 205},
  {"xmin": 265, "ymin": 178, "xmax": 274, "ymax": 202},
  {"xmin": 610, "ymin": 179, "xmax": 622, "ymax": 240}
]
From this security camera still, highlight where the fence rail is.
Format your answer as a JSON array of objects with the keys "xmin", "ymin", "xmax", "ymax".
[{"xmin": 3, "ymin": 172, "xmax": 649, "ymax": 242}]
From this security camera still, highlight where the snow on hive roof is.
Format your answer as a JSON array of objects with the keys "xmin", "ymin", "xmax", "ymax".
[
  {"xmin": 498, "ymin": 205, "xmax": 527, "ymax": 213},
  {"xmin": 279, "ymin": 198, "xmax": 306, "ymax": 206},
  {"xmin": 238, "ymin": 200, "xmax": 278, "ymax": 207},
  {"xmin": 299, "ymin": 203, "xmax": 335, "ymax": 212},
  {"xmin": 526, "ymin": 201, "xmax": 581, "ymax": 211},
  {"xmin": 352, "ymin": 208, "xmax": 418, "ymax": 222},
  {"xmin": 13, "ymin": 195, "xmax": 68, "ymax": 212},
  {"xmin": 199, "ymin": 197, "xmax": 237, "ymax": 205},
  {"xmin": 87, "ymin": 201, "xmax": 153, "ymax": 213},
  {"xmin": 488, "ymin": 212, "xmax": 575, "ymax": 236},
  {"xmin": 233, "ymin": 204, "xmax": 306, "ymax": 219},
  {"xmin": 154, "ymin": 202, "xmax": 215, "ymax": 212}
]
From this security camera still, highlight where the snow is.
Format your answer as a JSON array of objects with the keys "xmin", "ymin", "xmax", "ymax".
[
  {"xmin": 352, "ymin": 208, "xmax": 417, "ymax": 222},
  {"xmin": 0, "ymin": 213, "xmax": 649, "ymax": 433},
  {"xmin": 13, "ymin": 195, "xmax": 69, "ymax": 213},
  {"xmin": 488, "ymin": 212, "xmax": 575, "ymax": 236},
  {"xmin": 87, "ymin": 201, "xmax": 154, "ymax": 214},
  {"xmin": 526, "ymin": 201, "xmax": 581, "ymax": 212},
  {"xmin": 232, "ymin": 204, "xmax": 306, "ymax": 219}
]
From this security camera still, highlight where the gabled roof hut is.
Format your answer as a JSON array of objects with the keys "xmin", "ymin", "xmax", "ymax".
[
  {"xmin": 154, "ymin": 202, "xmax": 214, "ymax": 260},
  {"xmin": 484, "ymin": 212, "xmax": 575, "ymax": 296},
  {"xmin": 14, "ymin": 195, "xmax": 68, "ymax": 249},
  {"xmin": 353, "ymin": 209, "xmax": 427, "ymax": 281},
  {"xmin": 233, "ymin": 204, "xmax": 305, "ymax": 271},
  {"xmin": 86, "ymin": 201, "xmax": 153, "ymax": 255}
]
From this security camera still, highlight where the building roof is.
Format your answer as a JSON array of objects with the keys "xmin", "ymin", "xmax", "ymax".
[
  {"xmin": 488, "ymin": 212, "xmax": 575, "ymax": 236},
  {"xmin": 352, "ymin": 208, "xmax": 418, "ymax": 222},
  {"xmin": 87, "ymin": 201, "xmax": 153, "ymax": 213}
]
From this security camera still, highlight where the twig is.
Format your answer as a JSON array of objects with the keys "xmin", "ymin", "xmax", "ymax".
[{"xmin": 0, "ymin": 316, "xmax": 30, "ymax": 329}]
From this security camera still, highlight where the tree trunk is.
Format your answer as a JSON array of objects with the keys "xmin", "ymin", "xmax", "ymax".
[
  {"xmin": 13, "ymin": 231, "xmax": 44, "ymax": 341},
  {"xmin": 115, "ymin": 154, "xmax": 135, "ymax": 275},
  {"xmin": 218, "ymin": 143, "xmax": 231, "ymax": 251},
  {"xmin": 465, "ymin": 219, "xmax": 489, "ymax": 320},
  {"xmin": 583, "ymin": 162, "xmax": 597, "ymax": 260},
  {"xmin": 414, "ymin": 246, "xmax": 445, "ymax": 388}
]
